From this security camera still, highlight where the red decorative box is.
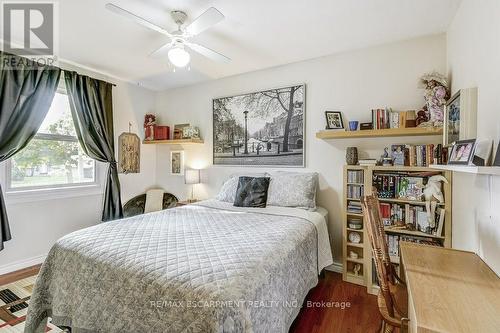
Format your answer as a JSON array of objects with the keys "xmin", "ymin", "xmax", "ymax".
[{"xmin": 154, "ymin": 125, "xmax": 170, "ymax": 140}]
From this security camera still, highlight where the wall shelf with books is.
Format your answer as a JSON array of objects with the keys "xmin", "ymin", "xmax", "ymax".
[
  {"xmin": 316, "ymin": 127, "xmax": 443, "ymax": 140},
  {"xmin": 342, "ymin": 165, "xmax": 452, "ymax": 296}
]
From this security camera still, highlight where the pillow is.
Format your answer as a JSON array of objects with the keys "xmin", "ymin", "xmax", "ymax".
[
  {"xmin": 267, "ymin": 172, "xmax": 318, "ymax": 209},
  {"xmin": 233, "ymin": 176, "xmax": 271, "ymax": 208},
  {"xmin": 216, "ymin": 173, "xmax": 268, "ymax": 202}
]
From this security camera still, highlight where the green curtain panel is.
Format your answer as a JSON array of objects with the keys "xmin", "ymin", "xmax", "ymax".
[
  {"xmin": 64, "ymin": 71, "xmax": 123, "ymax": 221},
  {"xmin": 0, "ymin": 51, "xmax": 61, "ymax": 250}
]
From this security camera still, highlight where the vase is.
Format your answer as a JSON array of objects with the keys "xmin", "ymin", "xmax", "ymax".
[{"xmin": 346, "ymin": 147, "xmax": 358, "ymax": 165}]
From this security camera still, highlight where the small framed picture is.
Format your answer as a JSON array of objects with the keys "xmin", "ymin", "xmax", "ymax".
[
  {"xmin": 391, "ymin": 144, "xmax": 406, "ymax": 166},
  {"xmin": 170, "ymin": 150, "xmax": 185, "ymax": 175},
  {"xmin": 325, "ymin": 111, "xmax": 344, "ymax": 130},
  {"xmin": 448, "ymin": 139, "xmax": 476, "ymax": 165}
]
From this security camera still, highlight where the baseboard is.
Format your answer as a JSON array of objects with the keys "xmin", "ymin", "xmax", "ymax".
[
  {"xmin": 324, "ymin": 261, "xmax": 343, "ymax": 273},
  {"xmin": 0, "ymin": 254, "xmax": 47, "ymax": 275}
]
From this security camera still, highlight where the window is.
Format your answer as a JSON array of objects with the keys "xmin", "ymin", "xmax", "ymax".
[{"xmin": 7, "ymin": 89, "xmax": 97, "ymax": 190}]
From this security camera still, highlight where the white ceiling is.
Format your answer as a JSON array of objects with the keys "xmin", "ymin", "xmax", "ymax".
[{"xmin": 10, "ymin": 0, "xmax": 463, "ymax": 90}]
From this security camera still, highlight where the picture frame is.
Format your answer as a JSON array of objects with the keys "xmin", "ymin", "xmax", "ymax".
[
  {"xmin": 212, "ymin": 84, "xmax": 305, "ymax": 167},
  {"xmin": 494, "ymin": 142, "xmax": 500, "ymax": 167},
  {"xmin": 174, "ymin": 124, "xmax": 190, "ymax": 139},
  {"xmin": 391, "ymin": 144, "xmax": 405, "ymax": 166},
  {"xmin": 444, "ymin": 91, "xmax": 460, "ymax": 146},
  {"xmin": 325, "ymin": 111, "xmax": 344, "ymax": 130},
  {"xmin": 118, "ymin": 132, "xmax": 140, "ymax": 174},
  {"xmin": 443, "ymin": 88, "xmax": 477, "ymax": 147},
  {"xmin": 170, "ymin": 150, "xmax": 185, "ymax": 175},
  {"xmin": 448, "ymin": 139, "xmax": 477, "ymax": 165}
]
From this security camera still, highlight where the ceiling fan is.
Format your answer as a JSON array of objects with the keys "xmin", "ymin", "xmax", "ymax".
[{"xmin": 105, "ymin": 3, "xmax": 230, "ymax": 68}]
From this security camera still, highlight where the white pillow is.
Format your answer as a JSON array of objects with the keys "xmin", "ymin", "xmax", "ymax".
[
  {"xmin": 267, "ymin": 172, "xmax": 318, "ymax": 209},
  {"xmin": 216, "ymin": 173, "xmax": 268, "ymax": 202}
]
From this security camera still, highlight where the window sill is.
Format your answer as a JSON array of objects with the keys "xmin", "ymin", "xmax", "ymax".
[{"xmin": 5, "ymin": 184, "xmax": 104, "ymax": 204}]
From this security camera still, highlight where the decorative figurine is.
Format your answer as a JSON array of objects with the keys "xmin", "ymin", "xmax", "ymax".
[
  {"xmin": 380, "ymin": 147, "xmax": 393, "ymax": 166},
  {"xmin": 415, "ymin": 109, "xmax": 429, "ymax": 126},
  {"xmin": 419, "ymin": 72, "xmax": 450, "ymax": 127},
  {"xmin": 353, "ymin": 263, "xmax": 361, "ymax": 276},
  {"xmin": 144, "ymin": 114, "xmax": 156, "ymax": 141},
  {"xmin": 417, "ymin": 175, "xmax": 448, "ymax": 227}
]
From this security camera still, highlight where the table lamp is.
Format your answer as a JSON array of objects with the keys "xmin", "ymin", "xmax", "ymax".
[{"xmin": 184, "ymin": 168, "xmax": 201, "ymax": 202}]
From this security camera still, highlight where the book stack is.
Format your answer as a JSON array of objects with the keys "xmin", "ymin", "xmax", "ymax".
[
  {"xmin": 371, "ymin": 109, "xmax": 416, "ymax": 129},
  {"xmin": 373, "ymin": 173, "xmax": 424, "ymax": 200},
  {"xmin": 347, "ymin": 170, "xmax": 364, "ymax": 183},
  {"xmin": 347, "ymin": 184, "xmax": 364, "ymax": 199},
  {"xmin": 401, "ymin": 144, "xmax": 449, "ymax": 167},
  {"xmin": 385, "ymin": 234, "xmax": 442, "ymax": 261},
  {"xmin": 380, "ymin": 204, "xmax": 445, "ymax": 236},
  {"xmin": 358, "ymin": 159, "xmax": 377, "ymax": 166},
  {"xmin": 347, "ymin": 201, "xmax": 362, "ymax": 214}
]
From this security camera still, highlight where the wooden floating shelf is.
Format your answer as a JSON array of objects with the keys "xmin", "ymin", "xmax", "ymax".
[
  {"xmin": 429, "ymin": 164, "xmax": 500, "ymax": 176},
  {"xmin": 143, "ymin": 139, "xmax": 204, "ymax": 145},
  {"xmin": 316, "ymin": 127, "xmax": 443, "ymax": 139}
]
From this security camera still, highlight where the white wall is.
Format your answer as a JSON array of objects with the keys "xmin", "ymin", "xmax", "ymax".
[
  {"xmin": 0, "ymin": 79, "xmax": 157, "ymax": 274},
  {"xmin": 447, "ymin": 0, "xmax": 500, "ymax": 274},
  {"xmin": 155, "ymin": 34, "xmax": 447, "ymax": 266}
]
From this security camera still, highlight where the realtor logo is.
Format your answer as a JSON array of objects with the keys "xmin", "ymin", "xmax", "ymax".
[{"xmin": 2, "ymin": 1, "xmax": 56, "ymax": 55}]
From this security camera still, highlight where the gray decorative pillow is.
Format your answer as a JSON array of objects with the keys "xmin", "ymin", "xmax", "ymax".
[
  {"xmin": 267, "ymin": 172, "xmax": 318, "ymax": 209},
  {"xmin": 233, "ymin": 177, "xmax": 271, "ymax": 208},
  {"xmin": 216, "ymin": 173, "xmax": 268, "ymax": 202}
]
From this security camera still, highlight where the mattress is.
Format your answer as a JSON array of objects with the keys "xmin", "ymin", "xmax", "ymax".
[{"xmin": 25, "ymin": 200, "xmax": 333, "ymax": 333}]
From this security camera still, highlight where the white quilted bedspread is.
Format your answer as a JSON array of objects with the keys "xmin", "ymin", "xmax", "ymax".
[{"xmin": 25, "ymin": 200, "xmax": 333, "ymax": 333}]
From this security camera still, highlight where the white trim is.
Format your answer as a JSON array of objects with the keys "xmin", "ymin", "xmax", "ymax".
[
  {"xmin": 0, "ymin": 253, "xmax": 47, "ymax": 275},
  {"xmin": 324, "ymin": 261, "xmax": 343, "ymax": 273},
  {"xmin": 4, "ymin": 183, "xmax": 103, "ymax": 204}
]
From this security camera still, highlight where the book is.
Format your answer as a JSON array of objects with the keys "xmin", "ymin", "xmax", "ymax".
[{"xmin": 435, "ymin": 208, "xmax": 445, "ymax": 236}]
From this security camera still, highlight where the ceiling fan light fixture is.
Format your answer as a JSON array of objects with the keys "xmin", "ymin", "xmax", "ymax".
[{"xmin": 168, "ymin": 46, "xmax": 191, "ymax": 68}]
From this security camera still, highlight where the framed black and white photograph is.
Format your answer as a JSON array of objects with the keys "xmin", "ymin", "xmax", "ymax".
[
  {"xmin": 325, "ymin": 111, "xmax": 344, "ymax": 130},
  {"xmin": 213, "ymin": 84, "xmax": 305, "ymax": 167},
  {"xmin": 448, "ymin": 139, "xmax": 476, "ymax": 165},
  {"xmin": 170, "ymin": 151, "xmax": 185, "ymax": 175}
]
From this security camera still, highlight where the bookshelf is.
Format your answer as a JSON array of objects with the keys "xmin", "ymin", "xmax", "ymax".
[
  {"xmin": 342, "ymin": 166, "xmax": 367, "ymax": 286},
  {"xmin": 342, "ymin": 165, "xmax": 453, "ymax": 295}
]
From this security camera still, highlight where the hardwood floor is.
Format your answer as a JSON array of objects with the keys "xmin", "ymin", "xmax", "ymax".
[
  {"xmin": 290, "ymin": 271, "xmax": 381, "ymax": 333},
  {"xmin": 0, "ymin": 268, "xmax": 380, "ymax": 333},
  {"xmin": 0, "ymin": 264, "xmax": 41, "ymax": 286}
]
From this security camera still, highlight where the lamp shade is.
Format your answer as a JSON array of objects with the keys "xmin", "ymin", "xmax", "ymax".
[{"xmin": 184, "ymin": 169, "xmax": 200, "ymax": 185}]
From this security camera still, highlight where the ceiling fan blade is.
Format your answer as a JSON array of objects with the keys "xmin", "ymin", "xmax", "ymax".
[
  {"xmin": 186, "ymin": 42, "xmax": 230, "ymax": 63},
  {"xmin": 150, "ymin": 42, "xmax": 174, "ymax": 58},
  {"xmin": 185, "ymin": 7, "xmax": 224, "ymax": 36},
  {"xmin": 105, "ymin": 3, "xmax": 173, "ymax": 38}
]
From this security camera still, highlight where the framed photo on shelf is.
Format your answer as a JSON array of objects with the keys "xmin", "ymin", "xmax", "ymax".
[
  {"xmin": 444, "ymin": 91, "xmax": 461, "ymax": 146},
  {"xmin": 325, "ymin": 111, "xmax": 344, "ymax": 130},
  {"xmin": 448, "ymin": 139, "xmax": 476, "ymax": 165},
  {"xmin": 170, "ymin": 150, "xmax": 185, "ymax": 175},
  {"xmin": 443, "ymin": 88, "xmax": 477, "ymax": 146}
]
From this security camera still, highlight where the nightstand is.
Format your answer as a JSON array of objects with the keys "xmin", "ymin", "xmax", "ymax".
[{"xmin": 176, "ymin": 200, "xmax": 199, "ymax": 207}]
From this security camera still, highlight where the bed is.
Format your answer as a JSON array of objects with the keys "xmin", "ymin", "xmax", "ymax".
[{"xmin": 25, "ymin": 199, "xmax": 333, "ymax": 333}]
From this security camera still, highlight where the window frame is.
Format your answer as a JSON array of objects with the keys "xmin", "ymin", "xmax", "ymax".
[{"xmin": 2, "ymin": 83, "xmax": 104, "ymax": 200}]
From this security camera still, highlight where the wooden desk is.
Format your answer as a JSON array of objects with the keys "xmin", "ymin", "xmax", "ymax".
[{"xmin": 400, "ymin": 242, "xmax": 500, "ymax": 333}]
